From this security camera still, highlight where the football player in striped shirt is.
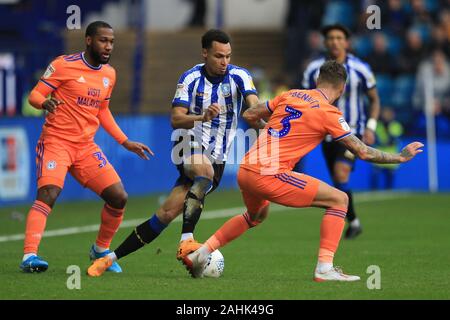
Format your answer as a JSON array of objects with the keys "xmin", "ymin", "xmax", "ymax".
[
  {"xmin": 302, "ymin": 24, "xmax": 381, "ymax": 239},
  {"xmin": 88, "ymin": 29, "xmax": 265, "ymax": 276}
]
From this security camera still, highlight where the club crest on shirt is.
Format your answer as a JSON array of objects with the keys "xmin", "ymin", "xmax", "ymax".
[
  {"xmin": 46, "ymin": 160, "xmax": 57, "ymax": 170},
  {"xmin": 43, "ymin": 64, "xmax": 55, "ymax": 79},
  {"xmin": 221, "ymin": 83, "xmax": 231, "ymax": 97},
  {"xmin": 103, "ymin": 77, "xmax": 110, "ymax": 88}
]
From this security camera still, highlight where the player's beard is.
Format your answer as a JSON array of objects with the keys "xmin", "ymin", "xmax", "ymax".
[
  {"xmin": 89, "ymin": 48, "xmax": 110, "ymax": 65},
  {"xmin": 97, "ymin": 51, "xmax": 111, "ymax": 64}
]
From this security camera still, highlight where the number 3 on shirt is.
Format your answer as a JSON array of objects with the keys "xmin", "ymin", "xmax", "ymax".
[{"xmin": 268, "ymin": 105, "xmax": 302, "ymax": 138}]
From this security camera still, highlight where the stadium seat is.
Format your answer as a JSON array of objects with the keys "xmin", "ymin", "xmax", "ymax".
[
  {"xmin": 392, "ymin": 75, "xmax": 415, "ymax": 110},
  {"xmin": 374, "ymin": 74, "xmax": 394, "ymax": 106},
  {"xmin": 322, "ymin": 1, "xmax": 355, "ymax": 28},
  {"xmin": 352, "ymin": 36, "xmax": 372, "ymax": 57},
  {"xmin": 385, "ymin": 34, "xmax": 404, "ymax": 55}
]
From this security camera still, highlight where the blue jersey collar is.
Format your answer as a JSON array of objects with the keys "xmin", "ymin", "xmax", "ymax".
[{"xmin": 201, "ymin": 65, "xmax": 227, "ymax": 84}]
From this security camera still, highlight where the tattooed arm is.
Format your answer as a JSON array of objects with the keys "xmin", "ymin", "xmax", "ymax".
[
  {"xmin": 339, "ymin": 134, "xmax": 424, "ymax": 164},
  {"xmin": 242, "ymin": 95, "xmax": 270, "ymax": 130}
]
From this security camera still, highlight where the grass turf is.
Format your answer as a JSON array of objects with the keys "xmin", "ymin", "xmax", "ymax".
[{"xmin": 0, "ymin": 190, "xmax": 449, "ymax": 300}]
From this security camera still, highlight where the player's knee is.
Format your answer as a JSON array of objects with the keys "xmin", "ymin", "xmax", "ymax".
[
  {"xmin": 246, "ymin": 209, "xmax": 267, "ymax": 227},
  {"xmin": 194, "ymin": 168, "xmax": 214, "ymax": 181},
  {"xmin": 107, "ymin": 190, "xmax": 128, "ymax": 209},
  {"xmin": 190, "ymin": 176, "xmax": 213, "ymax": 199},
  {"xmin": 156, "ymin": 208, "xmax": 178, "ymax": 224},
  {"xmin": 333, "ymin": 171, "xmax": 349, "ymax": 184},
  {"xmin": 37, "ymin": 186, "xmax": 61, "ymax": 208},
  {"xmin": 335, "ymin": 190, "xmax": 349, "ymax": 208}
]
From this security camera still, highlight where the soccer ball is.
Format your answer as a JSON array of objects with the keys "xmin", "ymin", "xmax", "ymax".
[{"xmin": 202, "ymin": 250, "xmax": 225, "ymax": 278}]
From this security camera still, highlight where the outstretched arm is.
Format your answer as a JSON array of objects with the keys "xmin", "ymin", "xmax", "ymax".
[
  {"xmin": 339, "ymin": 134, "xmax": 423, "ymax": 164},
  {"xmin": 98, "ymin": 107, "xmax": 154, "ymax": 160}
]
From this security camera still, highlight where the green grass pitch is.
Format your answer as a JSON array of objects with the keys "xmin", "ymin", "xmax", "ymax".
[{"xmin": 1, "ymin": 190, "xmax": 449, "ymax": 300}]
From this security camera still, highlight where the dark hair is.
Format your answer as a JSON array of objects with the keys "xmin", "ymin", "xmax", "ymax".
[
  {"xmin": 85, "ymin": 21, "xmax": 113, "ymax": 38},
  {"xmin": 321, "ymin": 24, "xmax": 351, "ymax": 39},
  {"xmin": 201, "ymin": 29, "xmax": 230, "ymax": 49},
  {"xmin": 317, "ymin": 60, "xmax": 347, "ymax": 87}
]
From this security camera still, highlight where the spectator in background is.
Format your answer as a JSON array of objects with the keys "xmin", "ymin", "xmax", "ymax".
[
  {"xmin": 186, "ymin": 0, "xmax": 206, "ymax": 27},
  {"xmin": 365, "ymin": 32, "xmax": 398, "ymax": 76},
  {"xmin": 370, "ymin": 107, "xmax": 404, "ymax": 190},
  {"xmin": 413, "ymin": 49, "xmax": 450, "ymax": 137},
  {"xmin": 284, "ymin": 0, "xmax": 325, "ymax": 86},
  {"xmin": 430, "ymin": 24, "xmax": 450, "ymax": 57},
  {"xmin": 411, "ymin": 0, "xmax": 439, "ymax": 27},
  {"xmin": 379, "ymin": 0, "xmax": 411, "ymax": 36},
  {"xmin": 441, "ymin": 9, "xmax": 450, "ymax": 39},
  {"xmin": 414, "ymin": 49, "xmax": 450, "ymax": 116},
  {"xmin": 397, "ymin": 29, "xmax": 428, "ymax": 74}
]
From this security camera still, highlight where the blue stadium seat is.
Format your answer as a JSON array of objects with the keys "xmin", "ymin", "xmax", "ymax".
[
  {"xmin": 352, "ymin": 36, "xmax": 372, "ymax": 58},
  {"xmin": 322, "ymin": 1, "xmax": 355, "ymax": 28},
  {"xmin": 385, "ymin": 34, "xmax": 404, "ymax": 55},
  {"xmin": 424, "ymin": 0, "xmax": 439, "ymax": 12},
  {"xmin": 375, "ymin": 74, "xmax": 394, "ymax": 106},
  {"xmin": 391, "ymin": 75, "xmax": 416, "ymax": 110}
]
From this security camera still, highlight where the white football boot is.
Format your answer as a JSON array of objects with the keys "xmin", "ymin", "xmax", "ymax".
[
  {"xmin": 313, "ymin": 266, "xmax": 360, "ymax": 282},
  {"xmin": 183, "ymin": 250, "xmax": 208, "ymax": 278}
]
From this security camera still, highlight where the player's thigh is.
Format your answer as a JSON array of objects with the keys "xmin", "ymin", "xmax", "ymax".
[
  {"xmin": 71, "ymin": 144, "xmax": 121, "ymax": 195},
  {"xmin": 156, "ymin": 184, "xmax": 190, "ymax": 223},
  {"xmin": 265, "ymin": 172, "xmax": 320, "ymax": 208},
  {"xmin": 36, "ymin": 139, "xmax": 72, "ymax": 190},
  {"xmin": 182, "ymin": 154, "xmax": 214, "ymax": 180},
  {"xmin": 237, "ymin": 168, "xmax": 270, "ymax": 216}
]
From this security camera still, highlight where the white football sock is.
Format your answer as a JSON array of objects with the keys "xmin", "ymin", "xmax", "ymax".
[
  {"xmin": 180, "ymin": 233, "xmax": 194, "ymax": 242},
  {"xmin": 94, "ymin": 244, "xmax": 108, "ymax": 253},
  {"xmin": 316, "ymin": 262, "xmax": 333, "ymax": 273},
  {"xmin": 350, "ymin": 218, "xmax": 361, "ymax": 228},
  {"xmin": 23, "ymin": 253, "xmax": 36, "ymax": 262}
]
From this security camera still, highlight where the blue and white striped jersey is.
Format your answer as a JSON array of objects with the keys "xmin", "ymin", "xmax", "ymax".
[
  {"xmin": 172, "ymin": 63, "xmax": 257, "ymax": 161},
  {"xmin": 302, "ymin": 53, "xmax": 376, "ymax": 135}
]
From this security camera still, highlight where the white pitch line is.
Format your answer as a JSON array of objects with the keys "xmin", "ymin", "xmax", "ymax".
[{"xmin": 0, "ymin": 192, "xmax": 413, "ymax": 243}]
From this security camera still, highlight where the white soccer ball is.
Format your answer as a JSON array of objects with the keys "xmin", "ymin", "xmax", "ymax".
[{"xmin": 202, "ymin": 250, "xmax": 225, "ymax": 278}]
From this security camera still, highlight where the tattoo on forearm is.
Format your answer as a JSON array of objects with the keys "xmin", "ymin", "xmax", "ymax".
[
  {"xmin": 341, "ymin": 135, "xmax": 400, "ymax": 164},
  {"xmin": 400, "ymin": 147, "xmax": 412, "ymax": 159}
]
